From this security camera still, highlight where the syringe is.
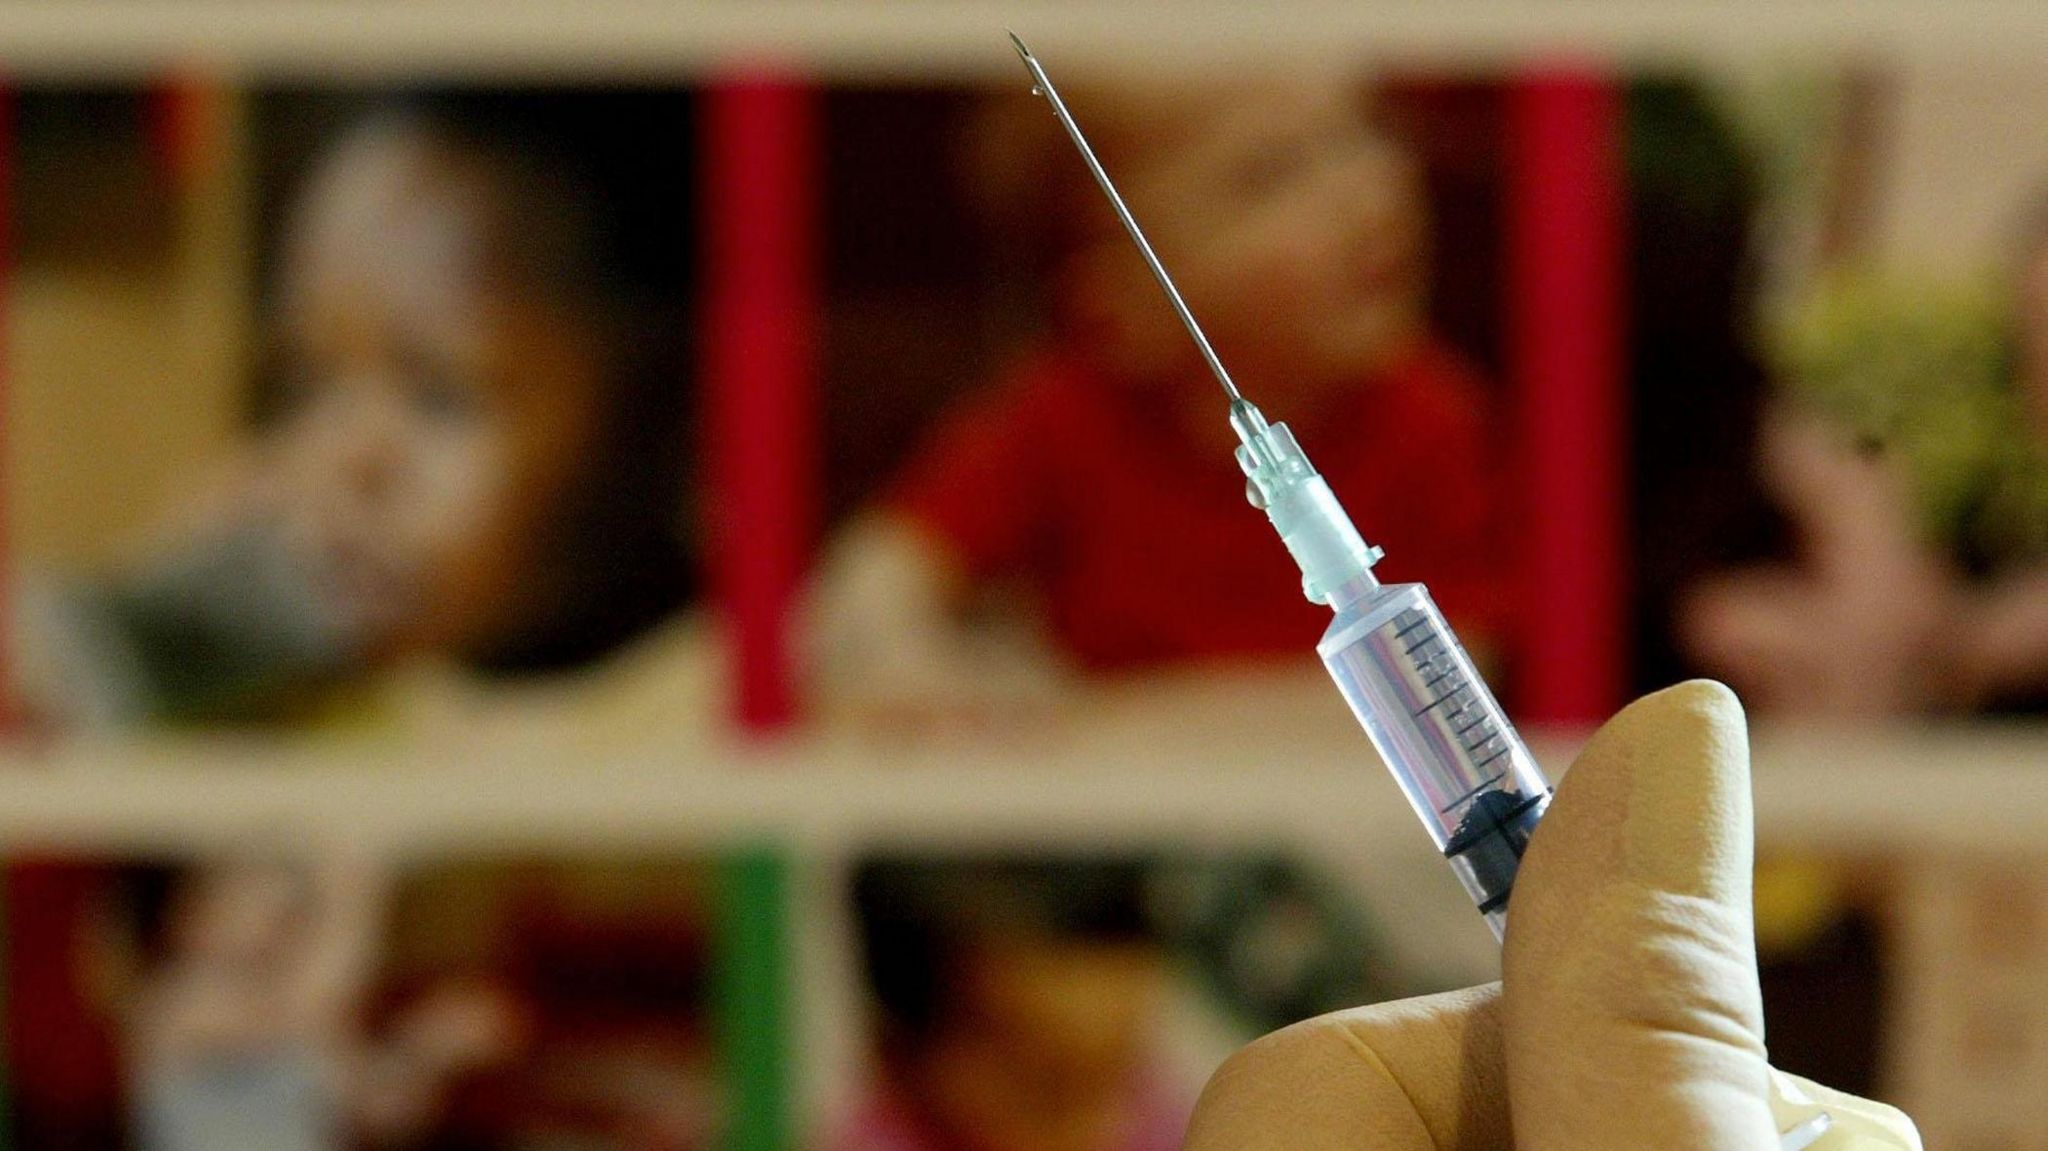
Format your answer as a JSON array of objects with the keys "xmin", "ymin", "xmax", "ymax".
[
  {"xmin": 1008, "ymin": 34, "xmax": 1838, "ymax": 1150},
  {"xmin": 1008, "ymin": 31, "xmax": 1545, "ymax": 938}
]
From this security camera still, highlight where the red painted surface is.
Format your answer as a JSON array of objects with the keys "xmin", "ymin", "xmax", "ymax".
[
  {"xmin": 144, "ymin": 73, "xmax": 224, "ymax": 192},
  {"xmin": 1, "ymin": 85, "xmax": 126, "ymax": 1145},
  {"xmin": 701, "ymin": 76, "xmax": 818, "ymax": 733},
  {"xmin": 1506, "ymin": 70, "xmax": 1627, "ymax": 724}
]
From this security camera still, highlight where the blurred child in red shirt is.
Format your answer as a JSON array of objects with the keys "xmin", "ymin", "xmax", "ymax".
[{"xmin": 816, "ymin": 73, "xmax": 1506, "ymax": 710}]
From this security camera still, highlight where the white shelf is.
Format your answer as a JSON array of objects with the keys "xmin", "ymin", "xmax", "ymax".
[
  {"xmin": 2, "ymin": 674, "xmax": 2027, "ymax": 1131},
  {"xmin": 0, "ymin": 672, "xmax": 2039, "ymax": 861},
  {"xmin": 2, "ymin": 2, "xmax": 2047, "ymax": 81}
]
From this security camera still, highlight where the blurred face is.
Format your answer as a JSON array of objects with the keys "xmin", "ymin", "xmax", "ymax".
[
  {"xmin": 917, "ymin": 936, "xmax": 1164, "ymax": 1151},
  {"xmin": 1073, "ymin": 77, "xmax": 1429, "ymax": 412},
  {"xmin": 178, "ymin": 866, "xmax": 308, "ymax": 972},
  {"xmin": 269, "ymin": 126, "xmax": 609, "ymax": 659}
]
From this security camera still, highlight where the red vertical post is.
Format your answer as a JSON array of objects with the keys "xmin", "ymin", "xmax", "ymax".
[
  {"xmin": 144, "ymin": 71, "xmax": 225, "ymax": 192},
  {"xmin": 3, "ymin": 87, "xmax": 130, "ymax": 1148},
  {"xmin": 701, "ymin": 77, "xmax": 814, "ymax": 1151},
  {"xmin": 701, "ymin": 76, "xmax": 818, "ymax": 735},
  {"xmin": 1506, "ymin": 69, "xmax": 1627, "ymax": 725}
]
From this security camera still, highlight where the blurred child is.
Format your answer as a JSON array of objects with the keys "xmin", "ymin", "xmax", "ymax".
[
  {"xmin": 1939, "ymin": 206, "xmax": 2048, "ymax": 706},
  {"xmin": 835, "ymin": 858, "xmax": 1182, "ymax": 1151},
  {"xmin": 1683, "ymin": 199, "xmax": 2048, "ymax": 715},
  {"xmin": 399, "ymin": 863, "xmax": 722, "ymax": 1150},
  {"xmin": 812, "ymin": 74, "xmax": 1505, "ymax": 717},
  {"xmin": 21, "ymin": 91, "xmax": 696, "ymax": 727},
  {"xmin": 129, "ymin": 855, "xmax": 523, "ymax": 1151},
  {"xmin": 16, "ymin": 90, "xmax": 698, "ymax": 1151}
]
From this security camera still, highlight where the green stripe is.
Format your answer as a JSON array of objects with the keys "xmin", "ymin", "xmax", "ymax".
[{"xmin": 715, "ymin": 846, "xmax": 790, "ymax": 1151}]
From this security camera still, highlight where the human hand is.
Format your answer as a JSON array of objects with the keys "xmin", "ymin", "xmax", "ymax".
[
  {"xmin": 1182, "ymin": 681, "xmax": 1920, "ymax": 1150},
  {"xmin": 808, "ymin": 514, "xmax": 1068, "ymax": 740},
  {"xmin": 1681, "ymin": 411, "xmax": 1954, "ymax": 716}
]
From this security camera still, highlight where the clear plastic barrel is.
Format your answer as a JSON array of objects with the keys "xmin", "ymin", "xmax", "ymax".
[{"xmin": 1318, "ymin": 581, "xmax": 1551, "ymax": 939}]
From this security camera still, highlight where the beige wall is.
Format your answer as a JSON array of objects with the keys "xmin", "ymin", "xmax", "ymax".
[
  {"xmin": 7, "ymin": 83, "xmax": 248, "ymax": 573},
  {"xmin": 1873, "ymin": 57, "xmax": 2048, "ymax": 275},
  {"xmin": 9, "ymin": 267, "xmax": 237, "ymax": 570}
]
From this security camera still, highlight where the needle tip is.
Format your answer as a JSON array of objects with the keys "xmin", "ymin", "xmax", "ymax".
[{"xmin": 1007, "ymin": 30, "xmax": 1032, "ymax": 62}]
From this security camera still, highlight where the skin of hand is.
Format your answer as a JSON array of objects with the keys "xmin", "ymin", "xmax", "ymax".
[
  {"xmin": 806, "ymin": 513, "xmax": 1069, "ymax": 736},
  {"xmin": 1940, "ymin": 566, "xmax": 2048, "ymax": 705},
  {"xmin": 1181, "ymin": 681, "xmax": 1921, "ymax": 1151},
  {"xmin": 1681, "ymin": 412, "xmax": 1954, "ymax": 716}
]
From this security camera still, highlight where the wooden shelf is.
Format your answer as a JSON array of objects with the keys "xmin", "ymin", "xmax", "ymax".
[
  {"xmin": 1, "ymin": 2, "xmax": 2046, "ymax": 81},
  {"xmin": 0, "ymin": 672, "xmax": 2037, "ymax": 861},
  {"xmin": 0, "ymin": 675, "xmax": 2029, "ymax": 1136}
]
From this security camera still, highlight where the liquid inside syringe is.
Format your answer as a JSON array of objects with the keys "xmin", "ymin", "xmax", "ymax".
[
  {"xmin": 1229, "ymin": 402, "xmax": 1547, "ymax": 938},
  {"xmin": 1007, "ymin": 29, "xmax": 1552, "ymax": 936},
  {"xmin": 1315, "ymin": 577, "xmax": 1549, "ymax": 939},
  {"xmin": 1008, "ymin": 34, "xmax": 1844, "ymax": 1150}
]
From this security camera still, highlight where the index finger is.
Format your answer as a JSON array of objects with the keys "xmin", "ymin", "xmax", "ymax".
[{"xmin": 1183, "ymin": 983, "xmax": 1509, "ymax": 1151}]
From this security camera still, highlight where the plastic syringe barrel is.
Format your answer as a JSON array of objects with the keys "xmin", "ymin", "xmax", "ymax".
[
  {"xmin": 1230, "ymin": 412, "xmax": 1855, "ymax": 1149},
  {"xmin": 1315, "ymin": 585, "xmax": 1858, "ymax": 1151},
  {"xmin": 1234, "ymin": 405, "xmax": 1551, "ymax": 937},
  {"xmin": 1318, "ymin": 580, "xmax": 1551, "ymax": 940}
]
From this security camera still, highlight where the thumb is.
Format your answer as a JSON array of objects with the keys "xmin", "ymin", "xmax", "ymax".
[{"xmin": 1504, "ymin": 679, "xmax": 1777, "ymax": 1149}]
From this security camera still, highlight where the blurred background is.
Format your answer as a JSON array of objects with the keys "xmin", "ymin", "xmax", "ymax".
[{"xmin": 0, "ymin": 3, "xmax": 2046, "ymax": 1149}]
